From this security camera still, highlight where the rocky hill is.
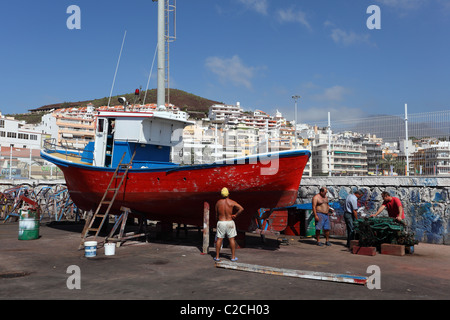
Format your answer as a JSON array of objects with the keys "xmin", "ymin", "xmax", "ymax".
[{"xmin": 27, "ymin": 88, "xmax": 223, "ymax": 120}]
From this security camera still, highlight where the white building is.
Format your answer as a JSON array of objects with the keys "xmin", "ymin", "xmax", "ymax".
[
  {"xmin": 0, "ymin": 112, "xmax": 45, "ymax": 149},
  {"xmin": 34, "ymin": 111, "xmax": 58, "ymax": 141},
  {"xmin": 411, "ymin": 141, "xmax": 450, "ymax": 175},
  {"xmin": 208, "ymin": 103, "xmax": 287, "ymax": 130},
  {"xmin": 181, "ymin": 121, "xmax": 224, "ymax": 164},
  {"xmin": 208, "ymin": 102, "xmax": 243, "ymax": 125},
  {"xmin": 0, "ymin": 111, "xmax": 52, "ymax": 179},
  {"xmin": 311, "ymin": 131, "xmax": 368, "ymax": 176}
]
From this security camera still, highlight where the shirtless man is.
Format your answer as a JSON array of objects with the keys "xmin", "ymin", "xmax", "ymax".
[
  {"xmin": 214, "ymin": 187, "xmax": 244, "ymax": 262},
  {"xmin": 312, "ymin": 187, "xmax": 332, "ymax": 246}
]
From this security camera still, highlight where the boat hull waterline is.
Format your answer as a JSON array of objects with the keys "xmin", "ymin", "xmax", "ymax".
[{"xmin": 41, "ymin": 149, "xmax": 310, "ymax": 231}]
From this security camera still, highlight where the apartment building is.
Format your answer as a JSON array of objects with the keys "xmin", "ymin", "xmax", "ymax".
[
  {"xmin": 208, "ymin": 103, "xmax": 287, "ymax": 130},
  {"xmin": 274, "ymin": 109, "xmax": 287, "ymax": 128},
  {"xmin": 53, "ymin": 105, "xmax": 95, "ymax": 148},
  {"xmin": 241, "ymin": 110, "xmax": 278, "ymax": 130},
  {"xmin": 332, "ymin": 140, "xmax": 368, "ymax": 176},
  {"xmin": 411, "ymin": 141, "xmax": 450, "ymax": 175},
  {"xmin": 0, "ymin": 113, "xmax": 44, "ymax": 149},
  {"xmin": 0, "ymin": 112, "xmax": 53, "ymax": 179},
  {"xmin": 178, "ymin": 119, "xmax": 313, "ymax": 176},
  {"xmin": 363, "ymin": 140, "xmax": 383, "ymax": 175},
  {"xmin": 312, "ymin": 132, "xmax": 368, "ymax": 176},
  {"xmin": 35, "ymin": 112, "xmax": 58, "ymax": 141},
  {"xmin": 208, "ymin": 103, "xmax": 244, "ymax": 125},
  {"xmin": 221, "ymin": 125, "xmax": 261, "ymax": 159},
  {"xmin": 180, "ymin": 122, "xmax": 223, "ymax": 164}
]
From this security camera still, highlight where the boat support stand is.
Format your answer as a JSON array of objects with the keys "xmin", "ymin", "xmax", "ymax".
[{"xmin": 105, "ymin": 206, "xmax": 150, "ymax": 247}]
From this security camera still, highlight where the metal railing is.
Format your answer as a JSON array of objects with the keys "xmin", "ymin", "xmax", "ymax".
[
  {"xmin": 43, "ymin": 138, "xmax": 94, "ymax": 164},
  {"xmin": 310, "ymin": 107, "xmax": 450, "ymax": 176}
]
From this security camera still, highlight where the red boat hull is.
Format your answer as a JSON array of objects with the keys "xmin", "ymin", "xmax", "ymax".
[{"xmin": 44, "ymin": 151, "xmax": 310, "ymax": 231}]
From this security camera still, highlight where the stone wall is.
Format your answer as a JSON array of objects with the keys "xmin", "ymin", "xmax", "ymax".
[{"xmin": 299, "ymin": 177, "xmax": 450, "ymax": 245}]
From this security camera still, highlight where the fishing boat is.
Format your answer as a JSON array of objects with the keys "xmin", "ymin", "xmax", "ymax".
[{"xmin": 40, "ymin": 1, "xmax": 311, "ymax": 232}]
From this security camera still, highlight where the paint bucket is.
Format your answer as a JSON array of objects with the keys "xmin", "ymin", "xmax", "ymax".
[
  {"xmin": 18, "ymin": 210, "xmax": 39, "ymax": 240},
  {"xmin": 84, "ymin": 241, "xmax": 97, "ymax": 257},
  {"xmin": 104, "ymin": 243, "xmax": 116, "ymax": 256}
]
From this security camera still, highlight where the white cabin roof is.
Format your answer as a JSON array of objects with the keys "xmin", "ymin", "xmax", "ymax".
[{"xmin": 96, "ymin": 110, "xmax": 193, "ymax": 125}]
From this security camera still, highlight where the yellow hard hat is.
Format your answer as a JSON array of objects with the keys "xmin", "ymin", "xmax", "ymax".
[{"xmin": 221, "ymin": 187, "xmax": 229, "ymax": 198}]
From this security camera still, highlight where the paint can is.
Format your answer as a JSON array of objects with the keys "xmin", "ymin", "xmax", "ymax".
[
  {"xmin": 18, "ymin": 210, "xmax": 40, "ymax": 240},
  {"xmin": 84, "ymin": 241, "xmax": 97, "ymax": 257},
  {"xmin": 104, "ymin": 243, "xmax": 116, "ymax": 256}
]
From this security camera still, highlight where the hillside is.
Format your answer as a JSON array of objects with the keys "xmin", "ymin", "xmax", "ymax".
[{"xmin": 25, "ymin": 89, "xmax": 223, "ymax": 120}]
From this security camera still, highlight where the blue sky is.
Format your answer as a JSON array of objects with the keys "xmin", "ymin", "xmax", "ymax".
[{"xmin": 0, "ymin": 0, "xmax": 449, "ymax": 124}]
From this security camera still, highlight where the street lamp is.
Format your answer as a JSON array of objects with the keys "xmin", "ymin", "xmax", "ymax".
[{"xmin": 292, "ymin": 95, "xmax": 301, "ymax": 149}]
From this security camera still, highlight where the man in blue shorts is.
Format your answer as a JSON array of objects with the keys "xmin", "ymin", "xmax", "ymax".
[{"xmin": 312, "ymin": 187, "xmax": 332, "ymax": 246}]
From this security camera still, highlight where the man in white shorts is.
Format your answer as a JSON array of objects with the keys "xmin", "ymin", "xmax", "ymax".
[{"xmin": 214, "ymin": 187, "xmax": 244, "ymax": 262}]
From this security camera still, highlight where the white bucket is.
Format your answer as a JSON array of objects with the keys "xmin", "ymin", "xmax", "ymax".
[
  {"xmin": 104, "ymin": 243, "xmax": 116, "ymax": 256},
  {"xmin": 84, "ymin": 241, "xmax": 97, "ymax": 257}
]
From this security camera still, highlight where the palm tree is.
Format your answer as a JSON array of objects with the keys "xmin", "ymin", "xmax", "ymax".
[{"xmin": 376, "ymin": 154, "xmax": 406, "ymax": 175}]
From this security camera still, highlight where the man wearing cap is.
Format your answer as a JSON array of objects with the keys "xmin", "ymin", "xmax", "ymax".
[{"xmin": 214, "ymin": 187, "xmax": 244, "ymax": 262}]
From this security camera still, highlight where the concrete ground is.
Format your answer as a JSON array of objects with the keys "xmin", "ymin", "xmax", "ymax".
[{"xmin": 1, "ymin": 220, "xmax": 449, "ymax": 304}]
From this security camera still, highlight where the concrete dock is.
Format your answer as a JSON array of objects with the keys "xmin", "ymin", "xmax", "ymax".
[{"xmin": 1, "ymin": 220, "xmax": 449, "ymax": 302}]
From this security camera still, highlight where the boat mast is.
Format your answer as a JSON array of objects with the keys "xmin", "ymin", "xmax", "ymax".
[
  {"xmin": 155, "ymin": 0, "xmax": 176, "ymax": 111},
  {"xmin": 156, "ymin": 0, "xmax": 166, "ymax": 110}
]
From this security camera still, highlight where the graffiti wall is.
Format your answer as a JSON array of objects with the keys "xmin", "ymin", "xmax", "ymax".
[{"xmin": 298, "ymin": 177, "xmax": 450, "ymax": 245}]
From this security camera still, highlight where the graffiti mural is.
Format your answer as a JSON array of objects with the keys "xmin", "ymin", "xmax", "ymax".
[{"xmin": 298, "ymin": 177, "xmax": 450, "ymax": 245}]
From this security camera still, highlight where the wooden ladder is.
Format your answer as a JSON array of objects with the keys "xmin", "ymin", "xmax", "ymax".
[{"xmin": 79, "ymin": 151, "xmax": 136, "ymax": 249}]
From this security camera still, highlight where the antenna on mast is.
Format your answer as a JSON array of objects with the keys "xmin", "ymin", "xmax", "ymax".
[{"xmin": 165, "ymin": 0, "xmax": 176, "ymax": 107}]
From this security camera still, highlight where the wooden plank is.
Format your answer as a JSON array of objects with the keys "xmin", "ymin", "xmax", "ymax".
[
  {"xmin": 215, "ymin": 261, "xmax": 367, "ymax": 285},
  {"xmin": 105, "ymin": 207, "xmax": 150, "ymax": 246},
  {"xmin": 202, "ymin": 202, "xmax": 209, "ymax": 255}
]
